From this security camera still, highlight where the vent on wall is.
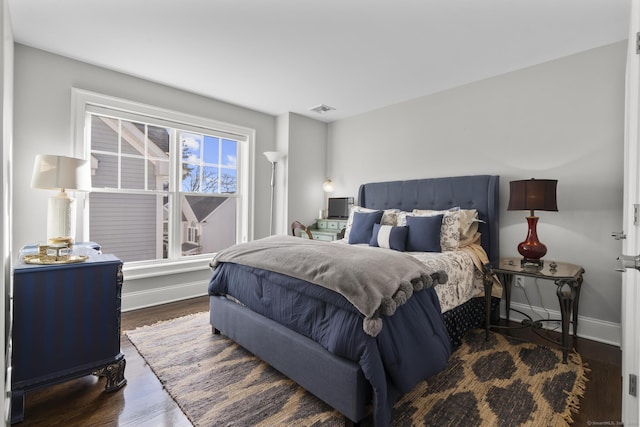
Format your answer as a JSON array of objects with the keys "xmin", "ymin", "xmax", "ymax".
[{"xmin": 309, "ymin": 104, "xmax": 336, "ymax": 114}]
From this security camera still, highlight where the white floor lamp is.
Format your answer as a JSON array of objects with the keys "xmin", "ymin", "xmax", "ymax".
[
  {"xmin": 263, "ymin": 151, "xmax": 285, "ymax": 235},
  {"xmin": 31, "ymin": 154, "xmax": 91, "ymax": 242}
]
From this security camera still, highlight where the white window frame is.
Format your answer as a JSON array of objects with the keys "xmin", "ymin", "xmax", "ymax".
[{"xmin": 71, "ymin": 88, "xmax": 255, "ymax": 278}]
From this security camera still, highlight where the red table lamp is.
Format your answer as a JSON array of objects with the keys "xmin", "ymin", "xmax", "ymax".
[{"xmin": 507, "ymin": 178, "xmax": 558, "ymax": 266}]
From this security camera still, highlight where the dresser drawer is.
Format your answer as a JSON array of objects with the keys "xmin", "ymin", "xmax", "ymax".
[
  {"xmin": 311, "ymin": 232, "xmax": 335, "ymax": 241},
  {"xmin": 315, "ymin": 219, "xmax": 347, "ymax": 231},
  {"xmin": 326, "ymin": 221, "xmax": 339, "ymax": 230}
]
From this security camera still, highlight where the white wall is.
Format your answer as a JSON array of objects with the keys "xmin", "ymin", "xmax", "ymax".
[
  {"xmin": 328, "ymin": 42, "xmax": 626, "ymax": 344},
  {"xmin": 274, "ymin": 112, "xmax": 328, "ymax": 235},
  {"xmin": 274, "ymin": 113, "xmax": 289, "ymax": 235},
  {"xmin": 1, "ymin": 0, "xmax": 11, "ymax": 421},
  {"xmin": 12, "ymin": 44, "xmax": 278, "ymax": 309},
  {"xmin": 286, "ymin": 113, "xmax": 328, "ymax": 228}
]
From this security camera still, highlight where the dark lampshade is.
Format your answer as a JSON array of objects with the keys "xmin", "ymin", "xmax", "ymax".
[
  {"xmin": 507, "ymin": 179, "xmax": 558, "ymax": 214},
  {"xmin": 508, "ymin": 178, "xmax": 558, "ymax": 266}
]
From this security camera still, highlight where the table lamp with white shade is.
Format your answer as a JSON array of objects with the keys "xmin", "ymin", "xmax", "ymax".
[{"xmin": 31, "ymin": 154, "xmax": 91, "ymax": 242}]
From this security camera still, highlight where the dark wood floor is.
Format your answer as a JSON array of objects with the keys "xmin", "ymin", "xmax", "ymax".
[
  {"xmin": 16, "ymin": 296, "xmax": 621, "ymax": 426},
  {"xmin": 492, "ymin": 319, "xmax": 622, "ymax": 426}
]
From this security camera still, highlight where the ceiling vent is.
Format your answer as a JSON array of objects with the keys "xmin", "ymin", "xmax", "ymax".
[{"xmin": 309, "ymin": 104, "xmax": 336, "ymax": 114}]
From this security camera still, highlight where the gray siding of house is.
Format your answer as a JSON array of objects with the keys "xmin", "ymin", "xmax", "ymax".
[
  {"xmin": 89, "ymin": 116, "xmax": 162, "ymax": 262},
  {"xmin": 89, "ymin": 192, "xmax": 157, "ymax": 262}
]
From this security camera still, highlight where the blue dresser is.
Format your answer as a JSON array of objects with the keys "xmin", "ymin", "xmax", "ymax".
[{"xmin": 11, "ymin": 247, "xmax": 125, "ymax": 423}]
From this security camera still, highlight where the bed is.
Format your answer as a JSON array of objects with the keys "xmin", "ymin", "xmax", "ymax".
[{"xmin": 208, "ymin": 175, "xmax": 500, "ymax": 426}]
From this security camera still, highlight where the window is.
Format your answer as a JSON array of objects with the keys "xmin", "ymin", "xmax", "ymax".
[
  {"xmin": 187, "ymin": 222, "xmax": 199, "ymax": 244},
  {"xmin": 72, "ymin": 89, "xmax": 254, "ymax": 270}
]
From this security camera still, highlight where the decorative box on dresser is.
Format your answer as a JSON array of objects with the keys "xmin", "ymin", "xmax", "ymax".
[
  {"xmin": 11, "ymin": 246, "xmax": 126, "ymax": 423},
  {"xmin": 304, "ymin": 218, "xmax": 348, "ymax": 241}
]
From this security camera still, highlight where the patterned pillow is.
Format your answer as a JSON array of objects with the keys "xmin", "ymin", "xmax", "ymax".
[
  {"xmin": 343, "ymin": 206, "xmax": 399, "ymax": 241},
  {"xmin": 369, "ymin": 224, "xmax": 408, "ymax": 251},
  {"xmin": 395, "ymin": 211, "xmax": 411, "ymax": 227},
  {"xmin": 458, "ymin": 209, "xmax": 479, "ymax": 247}
]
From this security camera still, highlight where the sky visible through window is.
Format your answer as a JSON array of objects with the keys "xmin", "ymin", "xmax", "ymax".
[{"xmin": 181, "ymin": 132, "xmax": 237, "ymax": 194}]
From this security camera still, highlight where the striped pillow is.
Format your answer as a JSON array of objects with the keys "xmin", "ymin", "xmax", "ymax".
[{"xmin": 369, "ymin": 224, "xmax": 408, "ymax": 252}]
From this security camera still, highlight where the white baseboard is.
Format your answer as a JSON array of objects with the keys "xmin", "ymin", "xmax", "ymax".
[
  {"xmin": 502, "ymin": 300, "xmax": 621, "ymax": 347},
  {"xmin": 121, "ymin": 280, "xmax": 208, "ymax": 312}
]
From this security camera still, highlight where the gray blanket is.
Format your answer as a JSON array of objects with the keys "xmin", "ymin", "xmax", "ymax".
[{"xmin": 210, "ymin": 235, "xmax": 447, "ymax": 336}]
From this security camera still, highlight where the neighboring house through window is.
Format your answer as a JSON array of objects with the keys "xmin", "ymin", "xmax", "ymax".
[{"xmin": 71, "ymin": 89, "xmax": 255, "ymax": 273}]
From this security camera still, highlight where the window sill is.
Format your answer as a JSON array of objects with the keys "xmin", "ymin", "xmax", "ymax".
[{"xmin": 122, "ymin": 255, "xmax": 214, "ymax": 280}]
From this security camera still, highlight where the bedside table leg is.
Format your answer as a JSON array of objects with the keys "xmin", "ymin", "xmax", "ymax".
[
  {"xmin": 556, "ymin": 279, "xmax": 577, "ymax": 364},
  {"xmin": 484, "ymin": 274, "xmax": 492, "ymax": 340},
  {"xmin": 572, "ymin": 274, "xmax": 584, "ymax": 337},
  {"xmin": 482, "ymin": 263, "xmax": 495, "ymax": 341},
  {"xmin": 502, "ymin": 273, "xmax": 514, "ymax": 323},
  {"xmin": 94, "ymin": 357, "xmax": 127, "ymax": 392}
]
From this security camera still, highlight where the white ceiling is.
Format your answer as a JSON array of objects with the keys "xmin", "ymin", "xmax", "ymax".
[{"xmin": 7, "ymin": 0, "xmax": 631, "ymax": 122}]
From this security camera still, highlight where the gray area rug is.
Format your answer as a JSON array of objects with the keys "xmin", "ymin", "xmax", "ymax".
[{"xmin": 126, "ymin": 312, "xmax": 588, "ymax": 426}]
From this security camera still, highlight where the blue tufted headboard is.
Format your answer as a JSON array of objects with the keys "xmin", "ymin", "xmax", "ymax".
[{"xmin": 357, "ymin": 175, "xmax": 500, "ymax": 265}]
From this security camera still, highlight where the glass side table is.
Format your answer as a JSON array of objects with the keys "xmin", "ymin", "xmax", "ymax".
[{"xmin": 485, "ymin": 257, "xmax": 585, "ymax": 363}]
